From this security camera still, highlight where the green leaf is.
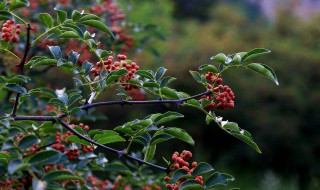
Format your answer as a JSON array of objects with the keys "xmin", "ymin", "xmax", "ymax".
[
  {"xmin": 42, "ymin": 170, "xmax": 83, "ymax": 182},
  {"xmin": 28, "ymin": 150, "xmax": 60, "ymax": 166},
  {"xmin": 106, "ymin": 69, "xmax": 128, "ymax": 85},
  {"xmin": 49, "ymin": 98, "xmax": 65, "ymax": 107},
  {"xmin": 150, "ymin": 134, "xmax": 172, "ymax": 145},
  {"xmin": 0, "ymin": 11, "xmax": 13, "ymax": 20},
  {"xmin": 201, "ymin": 99, "xmax": 211, "ymax": 108},
  {"xmin": 205, "ymin": 172, "xmax": 234, "ymax": 188},
  {"xmin": 7, "ymin": 75, "xmax": 30, "ymax": 83},
  {"xmin": 241, "ymin": 48, "xmax": 271, "ymax": 63},
  {"xmin": 94, "ymin": 132, "xmax": 126, "ymax": 144},
  {"xmin": 160, "ymin": 76, "xmax": 176, "ymax": 88},
  {"xmin": 71, "ymin": 10, "xmax": 81, "ymax": 21},
  {"xmin": 0, "ymin": 40, "xmax": 9, "ymax": 49},
  {"xmin": 82, "ymin": 60, "xmax": 93, "ymax": 75},
  {"xmin": 18, "ymin": 134, "xmax": 40, "ymax": 149},
  {"xmin": 154, "ymin": 111, "xmax": 184, "ymax": 125},
  {"xmin": 189, "ymin": 71, "xmax": 202, "ymax": 83},
  {"xmin": 39, "ymin": 13, "xmax": 53, "ymax": 28},
  {"xmin": 62, "ymin": 23, "xmax": 84, "ymax": 38},
  {"xmin": 161, "ymin": 127, "xmax": 194, "ymax": 145},
  {"xmin": 114, "ymin": 126, "xmax": 134, "ymax": 136},
  {"xmin": 95, "ymin": 49, "xmax": 110, "ymax": 59},
  {"xmin": 3, "ymin": 84, "xmax": 27, "ymax": 94},
  {"xmin": 155, "ymin": 67, "xmax": 167, "ymax": 81},
  {"xmin": 59, "ymin": 31, "xmax": 79, "ymax": 39},
  {"xmin": 172, "ymin": 169, "xmax": 189, "ymax": 182},
  {"xmin": 205, "ymin": 114, "xmax": 215, "ymax": 125},
  {"xmin": 180, "ymin": 179, "xmax": 205, "ymax": 190},
  {"xmin": 144, "ymin": 145, "xmax": 156, "ymax": 162},
  {"xmin": 9, "ymin": 0, "xmax": 30, "ymax": 11},
  {"xmin": 199, "ymin": 64, "xmax": 219, "ymax": 73},
  {"xmin": 73, "ymin": 126, "xmax": 85, "ymax": 135},
  {"xmin": 105, "ymin": 162, "xmax": 132, "ymax": 175},
  {"xmin": 246, "ymin": 63, "xmax": 279, "ymax": 85},
  {"xmin": 32, "ymin": 59, "xmax": 57, "ymax": 68},
  {"xmin": 48, "ymin": 46, "xmax": 62, "ymax": 60},
  {"xmin": 8, "ymin": 158, "xmax": 27, "ymax": 175},
  {"xmin": 0, "ymin": 153, "xmax": 10, "ymax": 160},
  {"xmin": 68, "ymin": 94, "xmax": 81, "ymax": 106},
  {"xmin": 192, "ymin": 162, "xmax": 214, "ymax": 176},
  {"xmin": 230, "ymin": 54, "xmax": 242, "ymax": 65},
  {"xmin": 70, "ymin": 107, "xmax": 82, "ymax": 116},
  {"xmin": 222, "ymin": 122, "xmax": 261, "ymax": 153},
  {"xmin": 161, "ymin": 87, "xmax": 180, "ymax": 99},
  {"xmin": 0, "ymin": 0, "xmax": 6, "ymax": 10},
  {"xmin": 66, "ymin": 135, "xmax": 91, "ymax": 146},
  {"xmin": 143, "ymin": 81, "xmax": 159, "ymax": 88},
  {"xmin": 2, "ymin": 140, "xmax": 17, "ymax": 151},
  {"xmin": 135, "ymin": 70, "xmax": 154, "ymax": 79},
  {"xmin": 78, "ymin": 14, "xmax": 100, "ymax": 22},
  {"xmin": 88, "ymin": 129, "xmax": 103, "ymax": 137},
  {"xmin": 80, "ymin": 20, "xmax": 114, "ymax": 38},
  {"xmin": 56, "ymin": 9, "xmax": 67, "ymax": 24},
  {"xmin": 186, "ymin": 99, "xmax": 201, "ymax": 107},
  {"xmin": 129, "ymin": 78, "xmax": 141, "ymax": 86},
  {"xmin": 210, "ymin": 53, "xmax": 227, "ymax": 64},
  {"xmin": 68, "ymin": 51, "xmax": 79, "ymax": 65}
]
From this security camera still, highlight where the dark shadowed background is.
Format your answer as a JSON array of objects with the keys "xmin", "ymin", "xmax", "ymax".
[{"xmin": 106, "ymin": 0, "xmax": 319, "ymax": 189}]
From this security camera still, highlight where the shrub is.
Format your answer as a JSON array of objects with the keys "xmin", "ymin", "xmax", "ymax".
[{"xmin": 0, "ymin": 1, "xmax": 278, "ymax": 189}]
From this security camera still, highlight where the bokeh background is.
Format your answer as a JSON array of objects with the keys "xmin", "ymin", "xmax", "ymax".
[{"xmin": 104, "ymin": 0, "xmax": 319, "ymax": 189}]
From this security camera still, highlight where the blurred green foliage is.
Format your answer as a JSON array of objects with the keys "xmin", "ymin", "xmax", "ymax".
[{"xmin": 119, "ymin": 1, "xmax": 320, "ymax": 189}]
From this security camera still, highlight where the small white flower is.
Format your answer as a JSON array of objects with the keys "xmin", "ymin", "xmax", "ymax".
[
  {"xmin": 221, "ymin": 120, "xmax": 228, "ymax": 127},
  {"xmin": 55, "ymin": 88, "xmax": 66, "ymax": 98},
  {"xmin": 215, "ymin": 117, "xmax": 223, "ymax": 123}
]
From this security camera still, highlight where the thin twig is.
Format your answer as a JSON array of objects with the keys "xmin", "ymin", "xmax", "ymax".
[{"xmin": 11, "ymin": 24, "xmax": 32, "ymax": 116}]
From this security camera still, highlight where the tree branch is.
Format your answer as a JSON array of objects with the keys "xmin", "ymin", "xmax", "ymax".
[
  {"xmin": 59, "ymin": 120, "xmax": 169, "ymax": 173},
  {"xmin": 12, "ymin": 90, "xmax": 211, "ymax": 173},
  {"xmin": 11, "ymin": 24, "xmax": 32, "ymax": 117}
]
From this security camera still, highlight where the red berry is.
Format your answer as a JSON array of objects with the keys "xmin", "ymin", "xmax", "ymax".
[
  {"xmin": 11, "ymin": 35, "xmax": 18, "ymax": 42},
  {"xmin": 164, "ymin": 176, "xmax": 170, "ymax": 182},
  {"xmin": 7, "ymin": 20, "xmax": 14, "ymax": 24}
]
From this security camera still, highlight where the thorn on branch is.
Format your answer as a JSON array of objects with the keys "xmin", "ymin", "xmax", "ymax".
[
  {"xmin": 176, "ymin": 101, "xmax": 183, "ymax": 108},
  {"xmin": 117, "ymin": 150, "xmax": 125, "ymax": 158}
]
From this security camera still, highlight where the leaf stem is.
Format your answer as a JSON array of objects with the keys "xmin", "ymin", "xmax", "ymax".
[
  {"xmin": 10, "ymin": 12, "xmax": 28, "ymax": 26},
  {"xmin": 30, "ymin": 25, "xmax": 62, "ymax": 47},
  {"xmin": 0, "ymin": 48, "xmax": 21, "ymax": 61}
]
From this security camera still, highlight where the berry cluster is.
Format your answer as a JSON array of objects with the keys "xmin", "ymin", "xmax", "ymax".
[
  {"xmin": 205, "ymin": 72, "xmax": 222, "ymax": 85},
  {"xmin": 90, "ymin": 0, "xmax": 134, "ymax": 53},
  {"xmin": 201, "ymin": 85, "xmax": 235, "ymax": 110},
  {"xmin": 91, "ymin": 54, "xmax": 140, "ymax": 90},
  {"xmin": 52, "ymin": 123, "xmax": 94, "ymax": 161},
  {"xmin": 164, "ymin": 151, "xmax": 204, "ymax": 190},
  {"xmin": 23, "ymin": 144, "xmax": 39, "ymax": 157},
  {"xmin": 0, "ymin": 178, "xmax": 23, "ymax": 190},
  {"xmin": 1, "ymin": 20, "xmax": 21, "ymax": 42},
  {"xmin": 214, "ymin": 85, "xmax": 235, "ymax": 110},
  {"xmin": 201, "ymin": 71, "xmax": 235, "ymax": 110},
  {"xmin": 86, "ymin": 175, "xmax": 110, "ymax": 189}
]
